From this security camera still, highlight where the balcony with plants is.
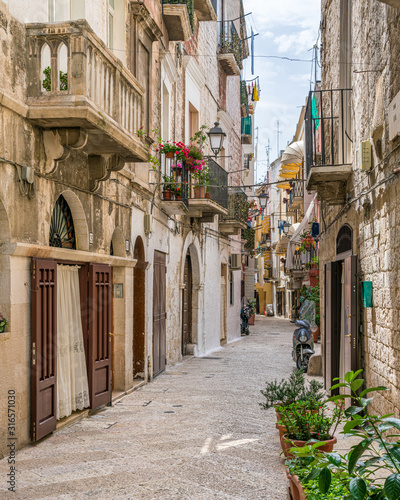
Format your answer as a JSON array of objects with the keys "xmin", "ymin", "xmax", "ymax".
[
  {"xmin": 155, "ymin": 129, "xmax": 228, "ymax": 220},
  {"xmin": 305, "ymin": 87, "xmax": 353, "ymax": 204},
  {"xmin": 162, "ymin": 0, "xmax": 194, "ymax": 41},
  {"xmin": 217, "ymin": 20, "xmax": 243, "ymax": 76},
  {"xmin": 219, "ymin": 191, "xmax": 249, "ymax": 235},
  {"xmin": 26, "ymin": 21, "xmax": 148, "ymax": 167}
]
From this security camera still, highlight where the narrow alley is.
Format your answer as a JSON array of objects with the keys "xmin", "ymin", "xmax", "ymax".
[{"xmin": 1, "ymin": 317, "xmax": 295, "ymax": 499}]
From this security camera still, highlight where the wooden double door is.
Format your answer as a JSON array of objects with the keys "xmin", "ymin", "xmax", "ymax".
[
  {"xmin": 31, "ymin": 259, "xmax": 112, "ymax": 442},
  {"xmin": 324, "ymin": 255, "xmax": 358, "ymax": 393}
]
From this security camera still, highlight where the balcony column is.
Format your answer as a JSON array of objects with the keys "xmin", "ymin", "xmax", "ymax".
[{"xmin": 70, "ymin": 35, "xmax": 87, "ymax": 95}]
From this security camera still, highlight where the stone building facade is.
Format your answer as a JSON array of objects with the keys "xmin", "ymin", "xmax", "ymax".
[
  {"xmin": 0, "ymin": 0, "xmax": 251, "ymax": 457},
  {"xmin": 308, "ymin": 0, "xmax": 400, "ymax": 416}
]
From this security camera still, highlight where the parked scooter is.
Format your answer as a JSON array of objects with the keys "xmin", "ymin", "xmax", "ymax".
[
  {"xmin": 240, "ymin": 304, "xmax": 250, "ymax": 336},
  {"xmin": 292, "ymin": 300, "xmax": 315, "ymax": 371}
]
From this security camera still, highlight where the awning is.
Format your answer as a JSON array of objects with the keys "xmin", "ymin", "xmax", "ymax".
[
  {"xmin": 285, "ymin": 194, "xmax": 317, "ymax": 269},
  {"xmin": 281, "ymin": 140, "xmax": 304, "ymax": 167}
]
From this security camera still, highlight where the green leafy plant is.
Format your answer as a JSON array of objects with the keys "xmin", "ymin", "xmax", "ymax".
[
  {"xmin": 277, "ymin": 400, "xmax": 344, "ymax": 442},
  {"xmin": 246, "ymin": 298, "xmax": 256, "ymax": 316},
  {"xmin": 0, "ymin": 313, "xmax": 8, "ymax": 331},
  {"xmin": 294, "ymin": 371, "xmax": 400, "ymax": 499},
  {"xmin": 260, "ymin": 370, "xmax": 324, "ymax": 411},
  {"xmin": 42, "ymin": 66, "xmax": 68, "ymax": 91},
  {"xmin": 287, "ymin": 457, "xmax": 351, "ymax": 499}
]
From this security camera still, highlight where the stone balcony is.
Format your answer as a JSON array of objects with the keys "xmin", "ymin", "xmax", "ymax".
[
  {"xmin": 162, "ymin": 0, "xmax": 193, "ymax": 41},
  {"xmin": 193, "ymin": 0, "xmax": 217, "ymax": 21},
  {"xmin": 217, "ymin": 20, "xmax": 243, "ymax": 76},
  {"xmin": 25, "ymin": 20, "xmax": 148, "ymax": 167}
]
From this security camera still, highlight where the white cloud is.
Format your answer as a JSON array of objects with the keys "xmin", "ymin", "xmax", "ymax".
[{"xmin": 274, "ymin": 29, "xmax": 317, "ymax": 55}]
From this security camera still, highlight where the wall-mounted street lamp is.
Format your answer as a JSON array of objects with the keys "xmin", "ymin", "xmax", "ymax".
[
  {"xmin": 258, "ymin": 191, "xmax": 269, "ymax": 209},
  {"xmin": 207, "ymin": 122, "xmax": 226, "ymax": 157},
  {"xmin": 282, "ymin": 220, "xmax": 291, "ymax": 235}
]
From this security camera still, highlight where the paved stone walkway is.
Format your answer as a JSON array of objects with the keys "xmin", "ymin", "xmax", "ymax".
[{"xmin": 1, "ymin": 316, "xmax": 296, "ymax": 499}]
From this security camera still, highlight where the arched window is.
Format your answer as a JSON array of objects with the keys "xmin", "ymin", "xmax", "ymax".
[
  {"xmin": 49, "ymin": 195, "xmax": 76, "ymax": 249},
  {"xmin": 336, "ymin": 224, "xmax": 352, "ymax": 256}
]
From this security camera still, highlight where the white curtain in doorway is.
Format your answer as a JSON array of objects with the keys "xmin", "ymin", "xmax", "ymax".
[{"xmin": 57, "ymin": 265, "xmax": 90, "ymax": 419}]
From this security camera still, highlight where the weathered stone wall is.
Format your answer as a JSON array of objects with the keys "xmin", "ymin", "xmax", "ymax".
[{"xmin": 319, "ymin": 0, "xmax": 400, "ymax": 417}]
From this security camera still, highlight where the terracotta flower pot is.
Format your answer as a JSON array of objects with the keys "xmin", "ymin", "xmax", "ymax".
[
  {"xmin": 248, "ymin": 314, "xmax": 255, "ymax": 325},
  {"xmin": 165, "ymin": 151, "xmax": 175, "ymax": 158},
  {"xmin": 281, "ymin": 434, "xmax": 337, "ymax": 459},
  {"xmin": 291, "ymin": 473, "xmax": 307, "ymax": 500},
  {"xmin": 193, "ymin": 186, "xmax": 206, "ymax": 199},
  {"xmin": 205, "ymin": 191, "xmax": 210, "ymax": 198},
  {"xmin": 312, "ymin": 326, "xmax": 320, "ymax": 343},
  {"xmin": 276, "ymin": 422, "xmax": 287, "ymax": 441},
  {"xmin": 163, "ymin": 190, "xmax": 173, "ymax": 201}
]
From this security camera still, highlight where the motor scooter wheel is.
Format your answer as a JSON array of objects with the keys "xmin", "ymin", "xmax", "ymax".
[{"xmin": 296, "ymin": 353, "xmax": 311, "ymax": 371}]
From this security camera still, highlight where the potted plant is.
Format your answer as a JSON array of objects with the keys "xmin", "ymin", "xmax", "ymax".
[
  {"xmin": 162, "ymin": 174, "xmax": 175, "ymax": 200},
  {"xmin": 0, "ymin": 313, "xmax": 8, "ymax": 333},
  {"xmin": 293, "ymin": 370, "xmax": 400, "ymax": 499},
  {"xmin": 299, "ymin": 230, "xmax": 315, "ymax": 253},
  {"xmin": 278, "ymin": 399, "xmax": 344, "ymax": 458},
  {"xmin": 157, "ymin": 141, "xmax": 180, "ymax": 158},
  {"xmin": 247, "ymin": 298, "xmax": 256, "ymax": 325}
]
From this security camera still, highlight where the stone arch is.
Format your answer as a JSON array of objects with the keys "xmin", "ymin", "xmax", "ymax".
[
  {"xmin": 57, "ymin": 42, "xmax": 68, "ymax": 91},
  {"xmin": 54, "ymin": 190, "xmax": 89, "ymax": 251},
  {"xmin": 41, "ymin": 43, "xmax": 52, "ymax": 92},
  {"xmin": 180, "ymin": 232, "xmax": 202, "ymax": 354},
  {"xmin": 336, "ymin": 223, "xmax": 353, "ymax": 257},
  {"xmin": 110, "ymin": 227, "xmax": 125, "ymax": 257}
]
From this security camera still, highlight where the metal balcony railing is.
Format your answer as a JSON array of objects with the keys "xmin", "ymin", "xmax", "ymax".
[
  {"xmin": 218, "ymin": 20, "xmax": 243, "ymax": 68},
  {"xmin": 162, "ymin": 0, "xmax": 194, "ymax": 30},
  {"xmin": 305, "ymin": 88, "xmax": 353, "ymax": 177},
  {"xmin": 287, "ymin": 180, "xmax": 304, "ymax": 212},
  {"xmin": 292, "ymin": 253, "xmax": 304, "ymax": 271},
  {"xmin": 220, "ymin": 191, "xmax": 248, "ymax": 225},
  {"xmin": 162, "ymin": 158, "xmax": 228, "ymax": 210}
]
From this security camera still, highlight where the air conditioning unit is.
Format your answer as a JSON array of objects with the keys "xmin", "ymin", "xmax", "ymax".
[{"xmin": 230, "ymin": 253, "xmax": 241, "ymax": 269}]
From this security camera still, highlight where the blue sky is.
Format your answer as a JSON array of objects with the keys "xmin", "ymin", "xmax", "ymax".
[{"xmin": 242, "ymin": 0, "xmax": 321, "ymax": 182}]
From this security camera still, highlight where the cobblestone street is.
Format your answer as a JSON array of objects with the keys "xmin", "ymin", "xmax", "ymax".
[{"xmin": 1, "ymin": 316, "xmax": 296, "ymax": 499}]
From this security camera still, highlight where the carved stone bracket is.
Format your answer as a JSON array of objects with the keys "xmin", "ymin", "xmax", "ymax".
[
  {"xmin": 88, "ymin": 154, "xmax": 126, "ymax": 191},
  {"xmin": 43, "ymin": 128, "xmax": 88, "ymax": 174}
]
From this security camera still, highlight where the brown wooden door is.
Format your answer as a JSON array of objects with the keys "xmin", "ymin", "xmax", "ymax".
[
  {"xmin": 182, "ymin": 254, "xmax": 192, "ymax": 355},
  {"xmin": 31, "ymin": 259, "xmax": 57, "ymax": 441},
  {"xmin": 344, "ymin": 255, "xmax": 358, "ymax": 374},
  {"xmin": 153, "ymin": 251, "xmax": 166, "ymax": 377},
  {"xmin": 87, "ymin": 263, "xmax": 111, "ymax": 408},
  {"xmin": 324, "ymin": 261, "xmax": 340, "ymax": 393}
]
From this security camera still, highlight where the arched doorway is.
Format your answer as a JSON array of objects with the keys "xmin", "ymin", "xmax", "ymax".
[
  {"xmin": 133, "ymin": 237, "xmax": 146, "ymax": 378},
  {"xmin": 182, "ymin": 251, "xmax": 192, "ymax": 355},
  {"xmin": 180, "ymin": 235, "xmax": 202, "ymax": 355}
]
